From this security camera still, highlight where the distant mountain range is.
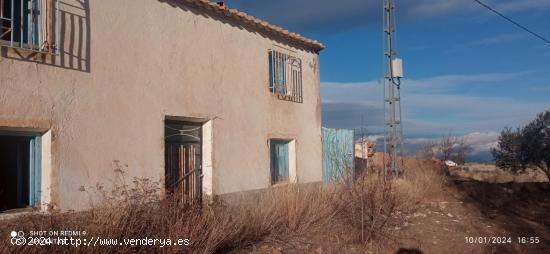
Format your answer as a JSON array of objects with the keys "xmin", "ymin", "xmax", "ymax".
[{"xmin": 358, "ymin": 132, "xmax": 498, "ymax": 163}]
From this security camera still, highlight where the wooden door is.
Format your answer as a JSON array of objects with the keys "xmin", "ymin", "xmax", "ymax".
[{"xmin": 164, "ymin": 121, "xmax": 202, "ymax": 204}]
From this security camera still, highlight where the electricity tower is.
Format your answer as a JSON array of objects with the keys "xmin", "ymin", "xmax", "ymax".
[{"xmin": 383, "ymin": 0, "xmax": 404, "ymax": 176}]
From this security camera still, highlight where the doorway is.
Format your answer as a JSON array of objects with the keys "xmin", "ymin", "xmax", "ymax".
[
  {"xmin": 0, "ymin": 133, "xmax": 41, "ymax": 212},
  {"xmin": 164, "ymin": 120, "xmax": 202, "ymax": 204}
]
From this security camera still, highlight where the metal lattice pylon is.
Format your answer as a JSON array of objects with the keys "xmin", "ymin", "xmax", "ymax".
[{"xmin": 382, "ymin": 0, "xmax": 404, "ymax": 177}]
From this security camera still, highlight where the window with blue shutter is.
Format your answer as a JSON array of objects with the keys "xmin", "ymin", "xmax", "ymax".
[
  {"xmin": 268, "ymin": 48, "xmax": 303, "ymax": 103},
  {"xmin": 270, "ymin": 140, "xmax": 289, "ymax": 183},
  {"xmin": 1, "ymin": 0, "xmax": 59, "ymax": 52}
]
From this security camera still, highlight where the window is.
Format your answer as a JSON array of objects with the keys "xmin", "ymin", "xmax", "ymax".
[
  {"xmin": 270, "ymin": 140, "xmax": 289, "ymax": 183},
  {"xmin": 0, "ymin": 0, "xmax": 58, "ymax": 52},
  {"xmin": 268, "ymin": 48, "xmax": 303, "ymax": 103},
  {"xmin": 0, "ymin": 133, "xmax": 41, "ymax": 212}
]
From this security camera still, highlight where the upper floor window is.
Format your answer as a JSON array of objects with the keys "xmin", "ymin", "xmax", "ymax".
[
  {"xmin": 268, "ymin": 48, "xmax": 303, "ymax": 103},
  {"xmin": 0, "ymin": 0, "xmax": 58, "ymax": 52}
]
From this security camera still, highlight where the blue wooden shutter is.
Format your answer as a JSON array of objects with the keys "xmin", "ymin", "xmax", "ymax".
[
  {"xmin": 281, "ymin": 54, "xmax": 286, "ymax": 94},
  {"xmin": 276, "ymin": 52, "xmax": 282, "ymax": 93},
  {"xmin": 269, "ymin": 51, "xmax": 286, "ymax": 94},
  {"xmin": 33, "ymin": 135, "xmax": 41, "ymax": 206},
  {"xmin": 278, "ymin": 142, "xmax": 289, "ymax": 179},
  {"xmin": 270, "ymin": 140, "xmax": 289, "ymax": 182},
  {"xmin": 28, "ymin": 136, "xmax": 41, "ymax": 207},
  {"xmin": 30, "ymin": 0, "xmax": 41, "ymax": 47},
  {"xmin": 270, "ymin": 141, "xmax": 278, "ymax": 182},
  {"xmin": 269, "ymin": 50, "xmax": 274, "ymax": 91}
]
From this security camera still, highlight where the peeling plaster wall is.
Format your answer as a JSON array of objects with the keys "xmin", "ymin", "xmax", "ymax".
[{"xmin": 0, "ymin": 0, "xmax": 323, "ymax": 211}]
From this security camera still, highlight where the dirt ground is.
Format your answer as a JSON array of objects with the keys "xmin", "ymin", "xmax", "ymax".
[
  {"xmin": 247, "ymin": 166, "xmax": 550, "ymax": 254},
  {"xmin": 395, "ymin": 180, "xmax": 550, "ymax": 254},
  {"xmin": 385, "ymin": 164, "xmax": 550, "ymax": 254}
]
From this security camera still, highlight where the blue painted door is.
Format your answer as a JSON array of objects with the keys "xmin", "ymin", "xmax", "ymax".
[
  {"xmin": 29, "ymin": 135, "xmax": 41, "ymax": 206},
  {"xmin": 270, "ymin": 140, "xmax": 289, "ymax": 183},
  {"xmin": 322, "ymin": 128, "xmax": 354, "ymax": 183}
]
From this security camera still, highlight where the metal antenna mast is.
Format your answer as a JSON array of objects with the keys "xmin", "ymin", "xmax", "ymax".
[{"xmin": 383, "ymin": 0, "xmax": 404, "ymax": 176}]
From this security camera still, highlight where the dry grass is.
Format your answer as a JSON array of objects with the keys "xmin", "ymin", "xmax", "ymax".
[
  {"xmin": 452, "ymin": 163, "xmax": 549, "ymax": 183},
  {"xmin": 0, "ymin": 160, "xmax": 442, "ymax": 253},
  {"xmin": 333, "ymin": 171, "xmax": 405, "ymax": 244},
  {"xmin": 399, "ymin": 157, "xmax": 448, "ymax": 200},
  {"xmin": 0, "ymin": 182, "xmax": 339, "ymax": 253}
]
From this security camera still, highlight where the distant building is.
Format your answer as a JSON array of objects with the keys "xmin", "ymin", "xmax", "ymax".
[{"xmin": 0, "ymin": 0, "xmax": 324, "ymax": 212}]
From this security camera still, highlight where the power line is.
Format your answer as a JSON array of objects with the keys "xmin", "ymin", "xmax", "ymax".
[{"xmin": 474, "ymin": 0, "xmax": 550, "ymax": 44}]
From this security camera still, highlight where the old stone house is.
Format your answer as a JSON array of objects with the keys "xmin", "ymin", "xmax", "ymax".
[{"xmin": 0, "ymin": 0, "xmax": 324, "ymax": 212}]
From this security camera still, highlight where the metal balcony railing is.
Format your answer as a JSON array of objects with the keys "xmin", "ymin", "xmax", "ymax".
[{"xmin": 0, "ymin": 0, "xmax": 59, "ymax": 53}]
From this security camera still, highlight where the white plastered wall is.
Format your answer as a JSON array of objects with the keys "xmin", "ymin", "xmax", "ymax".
[
  {"xmin": 289, "ymin": 140, "xmax": 297, "ymax": 183},
  {"xmin": 202, "ymin": 120, "xmax": 214, "ymax": 196},
  {"xmin": 40, "ymin": 130, "xmax": 52, "ymax": 211},
  {"xmin": 0, "ymin": 0, "xmax": 323, "ymax": 210}
]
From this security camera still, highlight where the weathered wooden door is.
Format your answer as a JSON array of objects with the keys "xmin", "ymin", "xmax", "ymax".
[{"xmin": 164, "ymin": 120, "xmax": 202, "ymax": 204}]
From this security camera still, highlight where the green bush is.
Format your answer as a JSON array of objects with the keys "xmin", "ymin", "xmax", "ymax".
[{"xmin": 492, "ymin": 110, "xmax": 550, "ymax": 178}]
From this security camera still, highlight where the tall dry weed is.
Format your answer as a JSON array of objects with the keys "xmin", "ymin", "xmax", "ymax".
[{"xmin": 0, "ymin": 159, "xmax": 441, "ymax": 253}]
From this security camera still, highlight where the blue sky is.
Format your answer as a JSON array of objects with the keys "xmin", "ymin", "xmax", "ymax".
[{"xmin": 223, "ymin": 0, "xmax": 550, "ymax": 157}]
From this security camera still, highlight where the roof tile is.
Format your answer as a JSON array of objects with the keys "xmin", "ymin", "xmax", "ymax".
[{"xmin": 181, "ymin": 0, "xmax": 325, "ymax": 51}]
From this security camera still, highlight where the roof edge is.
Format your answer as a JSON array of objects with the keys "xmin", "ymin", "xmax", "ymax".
[{"xmin": 182, "ymin": 0, "xmax": 325, "ymax": 52}]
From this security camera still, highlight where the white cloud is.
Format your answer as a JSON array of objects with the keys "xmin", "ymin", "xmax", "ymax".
[
  {"xmin": 404, "ymin": 132, "xmax": 498, "ymax": 153},
  {"xmin": 462, "ymin": 132, "xmax": 500, "ymax": 153},
  {"xmin": 321, "ymin": 72, "xmax": 550, "ymax": 136},
  {"xmin": 363, "ymin": 131, "xmax": 499, "ymax": 161},
  {"xmin": 403, "ymin": 72, "xmax": 527, "ymax": 92},
  {"xmin": 448, "ymin": 33, "xmax": 527, "ymax": 52}
]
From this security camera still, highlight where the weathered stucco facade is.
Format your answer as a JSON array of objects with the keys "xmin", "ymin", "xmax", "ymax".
[{"xmin": 0, "ymin": 0, "xmax": 323, "ymax": 211}]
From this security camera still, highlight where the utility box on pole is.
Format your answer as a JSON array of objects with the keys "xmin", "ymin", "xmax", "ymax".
[{"xmin": 392, "ymin": 58, "xmax": 404, "ymax": 78}]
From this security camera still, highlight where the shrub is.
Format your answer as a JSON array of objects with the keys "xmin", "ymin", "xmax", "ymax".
[
  {"xmin": 492, "ymin": 110, "xmax": 550, "ymax": 178},
  {"xmin": 334, "ymin": 171, "xmax": 402, "ymax": 243},
  {"xmin": 520, "ymin": 111, "xmax": 550, "ymax": 177},
  {"xmin": 492, "ymin": 127, "xmax": 524, "ymax": 172}
]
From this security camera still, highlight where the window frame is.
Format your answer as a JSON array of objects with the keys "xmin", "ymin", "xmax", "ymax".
[
  {"xmin": 0, "ymin": 131, "xmax": 42, "ymax": 211},
  {"xmin": 268, "ymin": 47, "xmax": 303, "ymax": 103},
  {"xmin": 0, "ymin": 0, "xmax": 59, "ymax": 53},
  {"xmin": 269, "ymin": 139, "xmax": 290, "ymax": 184}
]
